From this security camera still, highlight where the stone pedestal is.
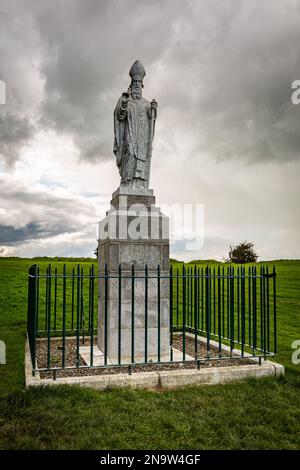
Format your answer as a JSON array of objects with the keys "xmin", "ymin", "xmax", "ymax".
[{"xmin": 97, "ymin": 187, "xmax": 170, "ymax": 362}]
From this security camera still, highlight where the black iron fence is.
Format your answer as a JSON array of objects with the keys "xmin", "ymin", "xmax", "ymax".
[{"xmin": 27, "ymin": 264, "xmax": 277, "ymax": 376}]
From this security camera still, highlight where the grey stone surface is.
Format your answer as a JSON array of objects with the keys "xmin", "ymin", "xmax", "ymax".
[
  {"xmin": 112, "ymin": 186, "xmax": 154, "ymax": 198},
  {"xmin": 97, "ymin": 194, "xmax": 170, "ymax": 361},
  {"xmin": 101, "ymin": 211, "xmax": 168, "ymax": 239},
  {"xmin": 98, "ymin": 324, "xmax": 170, "ymax": 360},
  {"xmin": 98, "ymin": 298, "xmax": 169, "ymax": 330},
  {"xmin": 99, "ymin": 211, "xmax": 169, "ymax": 244},
  {"xmin": 100, "ymin": 276, "xmax": 170, "ymax": 302},
  {"xmin": 98, "ymin": 242, "xmax": 169, "ymax": 271},
  {"xmin": 114, "ymin": 60, "xmax": 157, "ymax": 190},
  {"xmin": 109, "ymin": 194, "xmax": 156, "ymax": 212}
]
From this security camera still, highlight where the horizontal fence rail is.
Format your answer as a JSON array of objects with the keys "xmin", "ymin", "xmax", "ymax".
[{"xmin": 27, "ymin": 264, "xmax": 277, "ymax": 377}]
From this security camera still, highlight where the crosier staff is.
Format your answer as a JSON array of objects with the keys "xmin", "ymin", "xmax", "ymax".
[{"xmin": 149, "ymin": 99, "xmax": 158, "ymax": 172}]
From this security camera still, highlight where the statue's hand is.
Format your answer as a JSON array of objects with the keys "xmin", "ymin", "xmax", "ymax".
[
  {"xmin": 151, "ymin": 99, "xmax": 158, "ymax": 110},
  {"xmin": 122, "ymin": 88, "xmax": 130, "ymax": 105}
]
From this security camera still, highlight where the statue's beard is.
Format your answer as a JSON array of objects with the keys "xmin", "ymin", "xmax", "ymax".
[{"xmin": 131, "ymin": 88, "xmax": 142, "ymax": 100}]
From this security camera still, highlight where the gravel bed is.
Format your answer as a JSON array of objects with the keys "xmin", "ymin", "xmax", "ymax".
[{"xmin": 36, "ymin": 335, "xmax": 255, "ymax": 380}]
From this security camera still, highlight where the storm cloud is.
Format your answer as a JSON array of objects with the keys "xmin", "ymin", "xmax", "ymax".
[
  {"xmin": 36, "ymin": 0, "xmax": 300, "ymax": 164},
  {"xmin": 2, "ymin": 0, "xmax": 300, "ymax": 165}
]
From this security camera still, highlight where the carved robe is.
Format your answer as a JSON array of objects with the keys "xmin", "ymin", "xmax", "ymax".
[{"xmin": 113, "ymin": 96, "xmax": 153, "ymax": 188}]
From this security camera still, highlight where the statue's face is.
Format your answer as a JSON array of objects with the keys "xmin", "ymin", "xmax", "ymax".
[{"xmin": 131, "ymin": 78, "xmax": 143, "ymax": 100}]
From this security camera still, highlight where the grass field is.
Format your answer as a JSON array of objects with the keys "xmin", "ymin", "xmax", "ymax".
[{"xmin": 0, "ymin": 257, "xmax": 299, "ymax": 449}]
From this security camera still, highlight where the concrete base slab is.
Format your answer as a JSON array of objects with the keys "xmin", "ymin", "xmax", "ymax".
[
  {"xmin": 25, "ymin": 337, "xmax": 285, "ymax": 391},
  {"xmin": 79, "ymin": 345, "xmax": 112, "ymax": 366}
]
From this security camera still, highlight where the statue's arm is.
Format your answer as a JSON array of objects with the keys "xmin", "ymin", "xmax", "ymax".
[{"xmin": 116, "ymin": 91, "xmax": 130, "ymax": 120}]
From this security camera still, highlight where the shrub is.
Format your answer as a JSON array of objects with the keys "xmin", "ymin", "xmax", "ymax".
[{"xmin": 228, "ymin": 241, "xmax": 258, "ymax": 264}]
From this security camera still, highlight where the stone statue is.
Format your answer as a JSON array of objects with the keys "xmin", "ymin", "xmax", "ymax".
[{"xmin": 113, "ymin": 60, "xmax": 158, "ymax": 190}]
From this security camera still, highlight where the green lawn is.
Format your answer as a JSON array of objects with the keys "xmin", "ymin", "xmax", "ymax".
[{"xmin": 0, "ymin": 257, "xmax": 299, "ymax": 449}]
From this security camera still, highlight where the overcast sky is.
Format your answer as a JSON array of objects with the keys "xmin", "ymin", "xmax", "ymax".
[{"xmin": 0, "ymin": 0, "xmax": 300, "ymax": 261}]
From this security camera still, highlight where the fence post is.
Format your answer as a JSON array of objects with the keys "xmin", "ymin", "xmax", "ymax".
[
  {"xmin": 213, "ymin": 266, "xmax": 216, "ymax": 335},
  {"xmin": 27, "ymin": 265, "xmax": 37, "ymax": 375},
  {"xmin": 62, "ymin": 264, "xmax": 67, "ymax": 368},
  {"xmin": 217, "ymin": 266, "xmax": 221, "ymax": 355},
  {"xmin": 187, "ymin": 267, "xmax": 190, "ymax": 327},
  {"xmin": 170, "ymin": 265, "xmax": 173, "ymax": 362},
  {"xmin": 194, "ymin": 265, "xmax": 198, "ymax": 358},
  {"xmin": 90, "ymin": 264, "xmax": 95, "ymax": 367},
  {"xmin": 76, "ymin": 264, "xmax": 80, "ymax": 367},
  {"xmin": 157, "ymin": 264, "xmax": 161, "ymax": 362},
  {"xmin": 222, "ymin": 266, "xmax": 225, "ymax": 337},
  {"xmin": 80, "ymin": 266, "xmax": 85, "ymax": 342},
  {"xmin": 71, "ymin": 267, "xmax": 75, "ymax": 330},
  {"xmin": 131, "ymin": 264, "xmax": 135, "ymax": 364},
  {"xmin": 54, "ymin": 267, "xmax": 57, "ymax": 331},
  {"xmin": 263, "ymin": 266, "xmax": 267, "ymax": 359},
  {"xmin": 182, "ymin": 265, "xmax": 186, "ymax": 361},
  {"xmin": 36, "ymin": 266, "xmax": 39, "ymax": 339},
  {"xmin": 253, "ymin": 266, "xmax": 257, "ymax": 352},
  {"xmin": 241, "ymin": 266, "xmax": 245, "ymax": 356},
  {"xmin": 45, "ymin": 265, "xmax": 48, "ymax": 331},
  {"xmin": 176, "ymin": 267, "xmax": 179, "ymax": 327},
  {"xmin": 201, "ymin": 266, "xmax": 204, "ymax": 331},
  {"xmin": 145, "ymin": 264, "xmax": 148, "ymax": 363},
  {"xmin": 206, "ymin": 265, "xmax": 210, "ymax": 356},
  {"xmin": 47, "ymin": 265, "xmax": 52, "ymax": 370},
  {"xmin": 266, "ymin": 265, "xmax": 270, "ymax": 353},
  {"xmin": 118, "ymin": 264, "xmax": 122, "ymax": 365},
  {"xmin": 226, "ymin": 266, "xmax": 231, "ymax": 339},
  {"xmin": 197, "ymin": 267, "xmax": 200, "ymax": 338},
  {"xmin": 273, "ymin": 266, "xmax": 277, "ymax": 354},
  {"xmin": 237, "ymin": 266, "xmax": 240, "ymax": 342},
  {"xmin": 248, "ymin": 266, "xmax": 251, "ymax": 347},
  {"xmin": 230, "ymin": 266, "xmax": 234, "ymax": 354},
  {"xmin": 104, "ymin": 263, "xmax": 108, "ymax": 366}
]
